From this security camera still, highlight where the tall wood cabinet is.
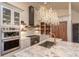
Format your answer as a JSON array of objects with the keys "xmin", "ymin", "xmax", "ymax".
[
  {"xmin": 51, "ymin": 25, "xmax": 59, "ymax": 38},
  {"xmin": 40, "ymin": 22, "xmax": 45, "ymax": 34},
  {"xmin": 46, "ymin": 24, "xmax": 50, "ymax": 35},
  {"xmin": 40, "ymin": 21, "xmax": 67, "ymax": 41},
  {"xmin": 59, "ymin": 22, "xmax": 67, "ymax": 41}
]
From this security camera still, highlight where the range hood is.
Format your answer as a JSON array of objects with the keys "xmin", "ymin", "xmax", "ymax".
[
  {"xmin": 21, "ymin": 20, "xmax": 39, "ymax": 29},
  {"xmin": 29, "ymin": 6, "xmax": 34, "ymax": 27},
  {"xmin": 21, "ymin": 6, "xmax": 39, "ymax": 28}
]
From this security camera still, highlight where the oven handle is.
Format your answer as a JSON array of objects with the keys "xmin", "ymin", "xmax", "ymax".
[
  {"xmin": 1, "ymin": 40, "xmax": 3, "ymax": 42},
  {"xmin": 2, "ymin": 38, "xmax": 20, "ymax": 42}
]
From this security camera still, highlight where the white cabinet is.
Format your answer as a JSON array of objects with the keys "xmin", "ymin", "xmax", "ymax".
[
  {"xmin": 0, "ymin": 3, "xmax": 22, "ymax": 55},
  {"xmin": 20, "ymin": 38, "xmax": 30, "ymax": 49},
  {"xmin": 2, "ymin": 7, "xmax": 11, "ymax": 25},
  {"xmin": 14, "ymin": 12, "xmax": 20, "ymax": 26},
  {"xmin": 0, "ymin": 4, "xmax": 21, "ymax": 27}
]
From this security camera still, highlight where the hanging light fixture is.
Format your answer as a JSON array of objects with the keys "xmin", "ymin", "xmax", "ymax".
[
  {"xmin": 37, "ymin": 3, "xmax": 60, "ymax": 44},
  {"xmin": 38, "ymin": 3, "xmax": 59, "ymax": 25}
]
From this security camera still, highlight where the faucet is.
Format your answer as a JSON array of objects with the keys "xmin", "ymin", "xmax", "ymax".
[{"xmin": 50, "ymin": 33, "xmax": 56, "ymax": 45}]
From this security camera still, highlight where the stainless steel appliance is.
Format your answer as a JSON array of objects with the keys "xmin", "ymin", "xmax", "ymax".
[
  {"xmin": 1, "ymin": 39, "xmax": 20, "ymax": 55},
  {"xmin": 1, "ymin": 27, "xmax": 20, "ymax": 55}
]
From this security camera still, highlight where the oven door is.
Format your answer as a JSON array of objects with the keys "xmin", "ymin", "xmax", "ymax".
[{"xmin": 1, "ymin": 39, "xmax": 20, "ymax": 55}]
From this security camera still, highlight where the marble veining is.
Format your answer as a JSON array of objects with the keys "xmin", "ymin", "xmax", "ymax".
[{"xmin": 14, "ymin": 38, "xmax": 79, "ymax": 57}]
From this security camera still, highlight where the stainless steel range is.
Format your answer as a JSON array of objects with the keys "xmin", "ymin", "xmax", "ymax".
[{"xmin": 0, "ymin": 27, "xmax": 20, "ymax": 55}]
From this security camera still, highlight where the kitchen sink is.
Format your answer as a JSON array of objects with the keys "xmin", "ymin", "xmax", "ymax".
[{"xmin": 39, "ymin": 41, "xmax": 55, "ymax": 48}]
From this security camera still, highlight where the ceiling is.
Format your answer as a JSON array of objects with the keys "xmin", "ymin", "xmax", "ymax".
[
  {"xmin": 72, "ymin": 2, "xmax": 79, "ymax": 12},
  {"xmin": 9, "ymin": 2, "xmax": 79, "ymax": 11},
  {"xmin": 25, "ymin": 2, "xmax": 69, "ymax": 9}
]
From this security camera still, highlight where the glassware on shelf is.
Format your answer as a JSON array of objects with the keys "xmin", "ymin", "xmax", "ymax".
[
  {"xmin": 3, "ymin": 8, "xmax": 11, "ymax": 25},
  {"xmin": 14, "ymin": 12, "xmax": 20, "ymax": 25}
]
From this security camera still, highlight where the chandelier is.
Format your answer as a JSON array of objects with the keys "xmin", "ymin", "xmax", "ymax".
[{"xmin": 38, "ymin": 3, "xmax": 59, "ymax": 25}]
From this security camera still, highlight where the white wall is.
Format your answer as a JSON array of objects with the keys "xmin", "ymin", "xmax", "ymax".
[{"xmin": 72, "ymin": 10, "xmax": 79, "ymax": 23}]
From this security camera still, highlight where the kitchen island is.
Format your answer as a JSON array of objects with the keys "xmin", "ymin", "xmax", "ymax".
[{"xmin": 14, "ymin": 38, "xmax": 79, "ymax": 57}]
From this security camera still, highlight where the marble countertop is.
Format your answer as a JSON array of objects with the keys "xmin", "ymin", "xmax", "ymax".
[{"xmin": 14, "ymin": 38, "xmax": 79, "ymax": 57}]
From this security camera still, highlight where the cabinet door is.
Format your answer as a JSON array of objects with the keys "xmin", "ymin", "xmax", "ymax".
[
  {"xmin": 59, "ymin": 21, "xmax": 67, "ymax": 41},
  {"xmin": 40, "ymin": 22, "xmax": 45, "ymax": 34},
  {"xmin": 2, "ymin": 7, "xmax": 11, "ymax": 25},
  {"xmin": 46, "ymin": 24, "xmax": 50, "ymax": 35},
  {"xmin": 73, "ymin": 24, "xmax": 79, "ymax": 43},
  {"xmin": 14, "ymin": 12, "xmax": 20, "ymax": 26}
]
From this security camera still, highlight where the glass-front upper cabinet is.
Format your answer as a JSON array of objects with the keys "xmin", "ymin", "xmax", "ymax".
[
  {"xmin": 1, "ymin": 5, "xmax": 21, "ymax": 26},
  {"xmin": 3, "ymin": 7, "xmax": 11, "ymax": 25},
  {"xmin": 14, "ymin": 12, "xmax": 20, "ymax": 25}
]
